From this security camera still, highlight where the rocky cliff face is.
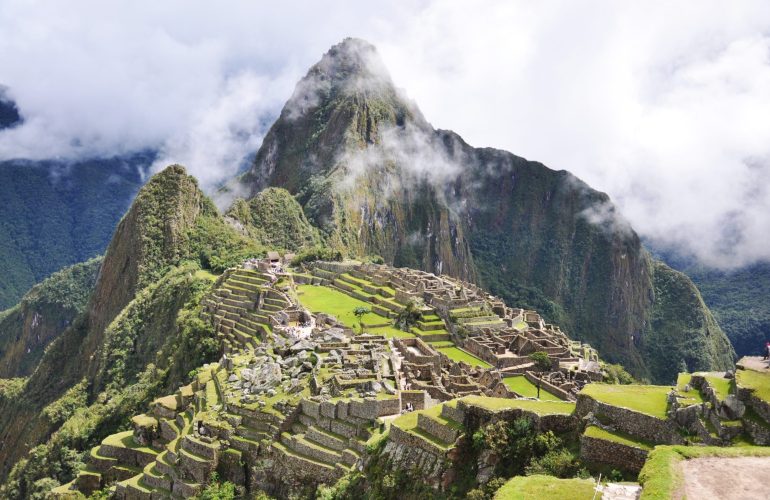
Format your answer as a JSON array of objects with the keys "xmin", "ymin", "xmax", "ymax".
[{"xmin": 238, "ymin": 38, "xmax": 734, "ymax": 381}]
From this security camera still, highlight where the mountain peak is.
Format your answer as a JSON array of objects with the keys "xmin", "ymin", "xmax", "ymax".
[{"xmin": 282, "ymin": 38, "xmax": 396, "ymax": 121}]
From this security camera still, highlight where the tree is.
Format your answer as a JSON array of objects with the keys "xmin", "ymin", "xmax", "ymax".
[
  {"xmin": 529, "ymin": 351, "xmax": 551, "ymax": 371},
  {"xmin": 353, "ymin": 306, "xmax": 371, "ymax": 334}
]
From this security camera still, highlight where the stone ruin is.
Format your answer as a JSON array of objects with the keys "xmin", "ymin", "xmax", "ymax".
[{"xmin": 55, "ymin": 258, "xmax": 606, "ymax": 498}]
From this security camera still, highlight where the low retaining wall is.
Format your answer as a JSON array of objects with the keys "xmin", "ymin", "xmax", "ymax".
[
  {"xmin": 575, "ymin": 395, "xmax": 682, "ymax": 445},
  {"xmin": 580, "ymin": 433, "xmax": 648, "ymax": 473}
]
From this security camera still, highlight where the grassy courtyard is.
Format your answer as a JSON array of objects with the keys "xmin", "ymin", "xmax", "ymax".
[
  {"xmin": 580, "ymin": 384, "xmax": 670, "ymax": 419},
  {"xmin": 437, "ymin": 346, "xmax": 492, "ymax": 368},
  {"xmin": 503, "ymin": 375, "xmax": 564, "ymax": 401},
  {"xmin": 296, "ymin": 284, "xmax": 412, "ymax": 338}
]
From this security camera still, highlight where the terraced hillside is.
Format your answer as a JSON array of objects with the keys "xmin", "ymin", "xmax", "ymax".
[
  {"xmin": 50, "ymin": 256, "xmax": 770, "ymax": 499},
  {"xmin": 51, "ymin": 257, "xmax": 606, "ymax": 498}
]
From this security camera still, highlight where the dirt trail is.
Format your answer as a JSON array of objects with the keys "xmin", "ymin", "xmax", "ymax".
[
  {"xmin": 739, "ymin": 356, "xmax": 770, "ymax": 373},
  {"xmin": 681, "ymin": 456, "xmax": 770, "ymax": 500}
]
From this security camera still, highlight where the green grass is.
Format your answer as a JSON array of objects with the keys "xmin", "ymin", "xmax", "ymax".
[
  {"xmin": 460, "ymin": 395, "xmax": 575, "ymax": 416},
  {"xmin": 494, "ymin": 475, "xmax": 600, "ymax": 500},
  {"xmin": 675, "ymin": 373, "xmax": 706, "ymax": 406},
  {"xmin": 102, "ymin": 431, "xmax": 157, "ymax": 455},
  {"xmin": 194, "ymin": 269, "xmax": 218, "ymax": 281},
  {"xmin": 638, "ymin": 445, "xmax": 770, "ymax": 499},
  {"xmin": 437, "ymin": 346, "xmax": 492, "ymax": 368},
  {"xmin": 736, "ymin": 367, "xmax": 770, "ymax": 403},
  {"xmin": 391, "ymin": 404, "xmax": 460, "ymax": 449},
  {"xmin": 580, "ymin": 384, "xmax": 670, "ymax": 419},
  {"xmin": 297, "ymin": 284, "xmax": 412, "ymax": 339},
  {"xmin": 704, "ymin": 375, "xmax": 732, "ymax": 401},
  {"xmin": 503, "ymin": 376, "xmax": 564, "ymax": 401},
  {"xmin": 584, "ymin": 425, "xmax": 652, "ymax": 450}
]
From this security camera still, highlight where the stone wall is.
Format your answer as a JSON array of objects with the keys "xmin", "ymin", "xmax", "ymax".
[
  {"xmin": 401, "ymin": 391, "xmax": 428, "ymax": 411},
  {"xmin": 579, "ymin": 433, "xmax": 648, "ymax": 473},
  {"xmin": 523, "ymin": 371, "xmax": 572, "ymax": 401},
  {"xmin": 417, "ymin": 414, "xmax": 459, "ymax": 443},
  {"xmin": 575, "ymin": 395, "xmax": 683, "ymax": 444}
]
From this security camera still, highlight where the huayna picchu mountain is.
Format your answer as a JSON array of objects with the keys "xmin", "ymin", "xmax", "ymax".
[{"xmin": 232, "ymin": 38, "xmax": 734, "ymax": 383}]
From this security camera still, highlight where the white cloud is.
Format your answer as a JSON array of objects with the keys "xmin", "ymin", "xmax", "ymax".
[{"xmin": 0, "ymin": 0, "xmax": 769, "ymax": 268}]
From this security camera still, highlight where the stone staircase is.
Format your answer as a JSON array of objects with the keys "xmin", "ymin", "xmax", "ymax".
[{"xmin": 202, "ymin": 268, "xmax": 292, "ymax": 353}]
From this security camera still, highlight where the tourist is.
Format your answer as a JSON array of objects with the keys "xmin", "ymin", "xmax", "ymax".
[{"xmin": 765, "ymin": 342, "xmax": 770, "ymax": 360}]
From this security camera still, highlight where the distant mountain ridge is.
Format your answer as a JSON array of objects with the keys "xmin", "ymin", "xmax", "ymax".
[
  {"xmin": 0, "ymin": 154, "xmax": 150, "ymax": 310},
  {"xmin": 235, "ymin": 38, "xmax": 734, "ymax": 382}
]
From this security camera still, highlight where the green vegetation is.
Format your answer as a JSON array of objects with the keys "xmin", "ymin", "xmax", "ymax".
[
  {"xmin": 353, "ymin": 306, "xmax": 371, "ymax": 334},
  {"xmin": 735, "ymin": 368, "xmax": 770, "ymax": 403},
  {"xmin": 675, "ymin": 373, "xmax": 706, "ymax": 406},
  {"xmin": 703, "ymin": 374, "xmax": 733, "ymax": 402},
  {"xmin": 580, "ymin": 384, "xmax": 670, "ymax": 419},
  {"xmin": 0, "ymin": 156, "xmax": 145, "ymax": 310},
  {"xmin": 493, "ymin": 475, "xmax": 599, "ymax": 500},
  {"xmin": 503, "ymin": 376, "xmax": 563, "ymax": 401},
  {"xmin": 638, "ymin": 445, "xmax": 770, "ymax": 499},
  {"xmin": 291, "ymin": 246, "xmax": 343, "ymax": 266},
  {"xmin": 643, "ymin": 262, "xmax": 735, "ymax": 384},
  {"xmin": 194, "ymin": 472, "xmax": 237, "ymax": 499},
  {"xmin": 685, "ymin": 262, "xmax": 770, "ymax": 358},
  {"xmin": 226, "ymin": 188, "xmax": 320, "ymax": 252},
  {"xmin": 529, "ymin": 352, "xmax": 551, "ymax": 371},
  {"xmin": 437, "ymin": 346, "xmax": 491, "ymax": 368},
  {"xmin": 474, "ymin": 417, "xmax": 578, "ymax": 479},
  {"xmin": 0, "ymin": 258, "xmax": 102, "ymax": 377}
]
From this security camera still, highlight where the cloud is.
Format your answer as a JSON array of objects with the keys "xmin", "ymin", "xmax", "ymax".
[{"xmin": 0, "ymin": 0, "xmax": 769, "ymax": 268}]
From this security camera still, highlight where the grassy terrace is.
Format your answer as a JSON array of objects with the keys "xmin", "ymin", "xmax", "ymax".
[
  {"xmin": 736, "ymin": 367, "xmax": 770, "ymax": 403},
  {"xmin": 194, "ymin": 269, "xmax": 218, "ymax": 281},
  {"xmin": 503, "ymin": 375, "xmax": 563, "ymax": 401},
  {"xmin": 703, "ymin": 374, "xmax": 733, "ymax": 402},
  {"xmin": 580, "ymin": 384, "xmax": 670, "ymax": 419},
  {"xmin": 437, "ymin": 346, "xmax": 491, "ymax": 368},
  {"xmin": 494, "ymin": 475, "xmax": 599, "ymax": 500},
  {"xmin": 102, "ymin": 431, "xmax": 157, "ymax": 455},
  {"xmin": 392, "ymin": 403, "xmax": 463, "ymax": 449},
  {"xmin": 675, "ymin": 373, "xmax": 706, "ymax": 406},
  {"xmin": 460, "ymin": 395, "xmax": 575, "ymax": 416},
  {"xmin": 296, "ymin": 284, "xmax": 411, "ymax": 339},
  {"xmin": 584, "ymin": 425, "xmax": 652, "ymax": 450}
]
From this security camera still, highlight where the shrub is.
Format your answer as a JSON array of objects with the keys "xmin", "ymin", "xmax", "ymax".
[
  {"xmin": 529, "ymin": 351, "xmax": 552, "ymax": 371},
  {"xmin": 291, "ymin": 245, "xmax": 343, "ymax": 265}
]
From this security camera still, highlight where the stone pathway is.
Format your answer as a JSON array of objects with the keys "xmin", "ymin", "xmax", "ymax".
[
  {"xmin": 600, "ymin": 483, "xmax": 641, "ymax": 499},
  {"xmin": 681, "ymin": 456, "xmax": 770, "ymax": 500},
  {"xmin": 739, "ymin": 356, "xmax": 770, "ymax": 373}
]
